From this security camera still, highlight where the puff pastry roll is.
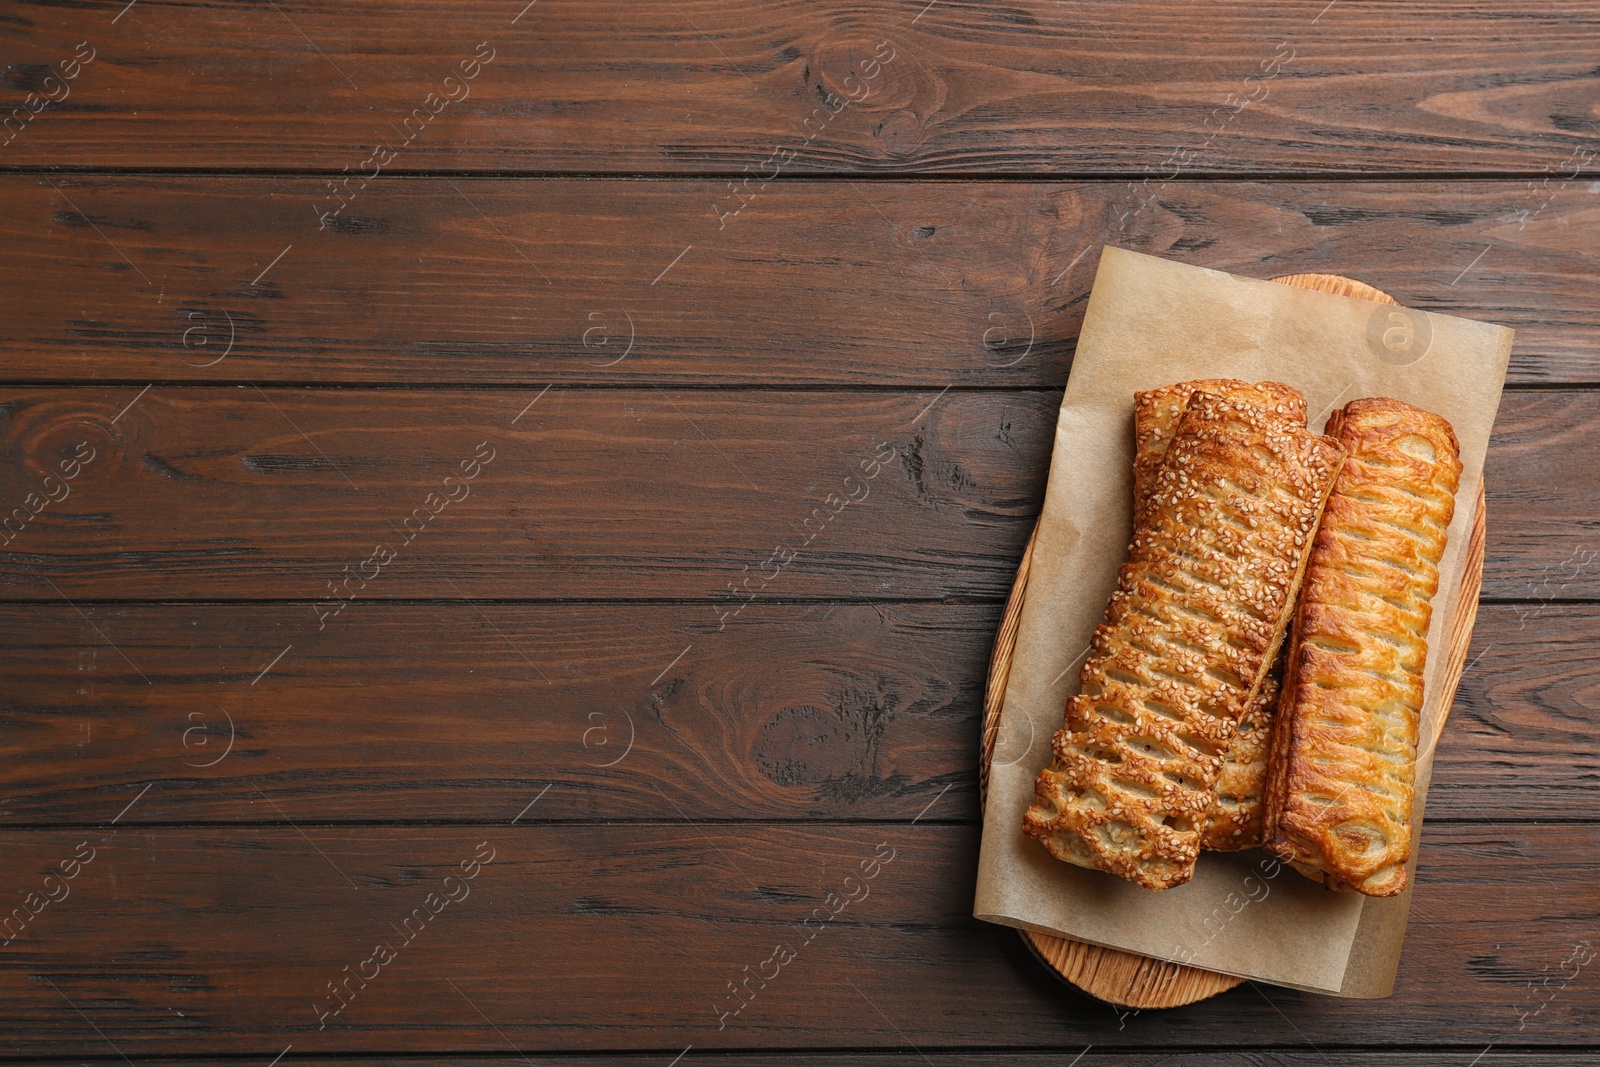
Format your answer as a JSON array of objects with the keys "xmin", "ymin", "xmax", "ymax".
[
  {"xmin": 1199, "ymin": 668, "xmax": 1281, "ymax": 851},
  {"xmin": 1263, "ymin": 398, "xmax": 1462, "ymax": 897},
  {"xmin": 1024, "ymin": 392, "xmax": 1344, "ymax": 889},
  {"xmin": 1132, "ymin": 379, "xmax": 1307, "ymax": 851},
  {"xmin": 1133, "ymin": 379, "xmax": 1306, "ymax": 509}
]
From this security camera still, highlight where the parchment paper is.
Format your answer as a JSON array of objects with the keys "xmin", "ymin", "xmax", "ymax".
[{"xmin": 972, "ymin": 247, "xmax": 1514, "ymax": 997}]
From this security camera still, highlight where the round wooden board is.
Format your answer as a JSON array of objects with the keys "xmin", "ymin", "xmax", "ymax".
[{"xmin": 979, "ymin": 272, "xmax": 1489, "ymax": 1009}]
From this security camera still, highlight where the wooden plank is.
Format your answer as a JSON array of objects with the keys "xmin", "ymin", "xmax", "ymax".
[
  {"xmin": 1483, "ymin": 392, "xmax": 1600, "ymax": 601},
  {"xmin": 5, "ymin": 1057, "xmax": 1594, "ymax": 1067},
  {"xmin": 2, "ymin": 177, "xmax": 1593, "ymax": 386},
  {"xmin": 0, "ymin": 603, "xmax": 1588, "ymax": 825},
  {"xmin": 0, "ymin": 602, "xmax": 986, "ymax": 825},
  {"xmin": 2, "ymin": 1, "xmax": 1596, "ymax": 174},
  {"xmin": 0, "ymin": 386, "xmax": 1054, "ymax": 600},
  {"xmin": 0, "ymin": 822, "xmax": 1591, "ymax": 1054},
  {"xmin": 0, "ymin": 387, "xmax": 1595, "ymax": 600},
  {"xmin": 1438, "ymin": 606, "xmax": 1600, "ymax": 822}
]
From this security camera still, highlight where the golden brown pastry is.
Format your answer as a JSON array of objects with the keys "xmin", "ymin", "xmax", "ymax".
[
  {"xmin": 1262, "ymin": 398, "xmax": 1463, "ymax": 897},
  {"xmin": 1131, "ymin": 379, "xmax": 1308, "ymax": 851},
  {"xmin": 1132, "ymin": 379, "xmax": 1306, "ymax": 510},
  {"xmin": 1024, "ymin": 392, "xmax": 1345, "ymax": 889},
  {"xmin": 1200, "ymin": 668, "xmax": 1280, "ymax": 850}
]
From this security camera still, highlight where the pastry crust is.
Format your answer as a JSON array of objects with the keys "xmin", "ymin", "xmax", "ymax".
[
  {"xmin": 1133, "ymin": 379, "xmax": 1306, "ymax": 510},
  {"xmin": 1262, "ymin": 398, "xmax": 1462, "ymax": 897},
  {"xmin": 1200, "ymin": 668, "xmax": 1280, "ymax": 851},
  {"xmin": 1131, "ymin": 379, "xmax": 1308, "ymax": 852},
  {"xmin": 1024, "ymin": 391, "xmax": 1345, "ymax": 889}
]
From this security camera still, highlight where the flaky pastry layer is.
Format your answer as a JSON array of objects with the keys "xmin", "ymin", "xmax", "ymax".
[
  {"xmin": 1024, "ymin": 391, "xmax": 1344, "ymax": 889},
  {"xmin": 1263, "ymin": 397, "xmax": 1463, "ymax": 897},
  {"xmin": 1201, "ymin": 668, "xmax": 1281, "ymax": 851},
  {"xmin": 1131, "ymin": 379, "xmax": 1309, "ymax": 851}
]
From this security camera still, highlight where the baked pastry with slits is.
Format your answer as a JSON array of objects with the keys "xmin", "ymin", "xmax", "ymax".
[
  {"xmin": 1263, "ymin": 398, "xmax": 1462, "ymax": 897},
  {"xmin": 1131, "ymin": 379, "xmax": 1307, "ymax": 851},
  {"xmin": 1132, "ymin": 379, "xmax": 1306, "ymax": 511},
  {"xmin": 1200, "ymin": 667, "xmax": 1281, "ymax": 851},
  {"xmin": 1024, "ymin": 391, "xmax": 1344, "ymax": 889}
]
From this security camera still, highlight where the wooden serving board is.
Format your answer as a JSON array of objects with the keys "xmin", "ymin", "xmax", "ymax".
[{"xmin": 978, "ymin": 273, "xmax": 1489, "ymax": 1009}]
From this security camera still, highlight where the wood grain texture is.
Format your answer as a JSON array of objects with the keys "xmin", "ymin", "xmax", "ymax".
[
  {"xmin": 4, "ymin": 1, "xmax": 1596, "ymax": 1056},
  {"xmin": 0, "ymin": 387, "xmax": 1594, "ymax": 600},
  {"xmin": 1481, "ymin": 391, "xmax": 1600, "ymax": 599},
  {"xmin": 0, "ymin": 386, "xmax": 1056, "ymax": 601},
  {"xmin": 0, "ymin": 604, "xmax": 1587, "ymax": 824},
  {"xmin": 4, "ymin": 1058, "xmax": 1593, "ymax": 1067},
  {"xmin": 1020, "ymin": 933, "xmax": 1239, "ymax": 1010},
  {"xmin": 0, "ymin": 822, "xmax": 1591, "ymax": 1055},
  {"xmin": 0, "ymin": 602, "xmax": 982, "ymax": 825},
  {"xmin": 1, "ymin": 177, "xmax": 1592, "ymax": 386},
  {"xmin": 2, "ymin": 1, "xmax": 1596, "ymax": 173}
]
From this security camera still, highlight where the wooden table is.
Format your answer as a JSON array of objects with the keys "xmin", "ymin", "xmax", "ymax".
[{"xmin": 1, "ymin": 2, "xmax": 1596, "ymax": 1062}]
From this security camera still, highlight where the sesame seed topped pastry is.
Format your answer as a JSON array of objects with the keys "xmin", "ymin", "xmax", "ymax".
[
  {"xmin": 1132, "ymin": 379, "xmax": 1307, "ymax": 512},
  {"xmin": 1131, "ymin": 379, "xmax": 1309, "ymax": 852},
  {"xmin": 1263, "ymin": 398, "xmax": 1463, "ymax": 897},
  {"xmin": 1024, "ymin": 391, "xmax": 1345, "ymax": 889}
]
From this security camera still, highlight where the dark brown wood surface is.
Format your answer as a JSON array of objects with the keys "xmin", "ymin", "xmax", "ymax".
[
  {"xmin": 0, "ymin": 388, "xmax": 1594, "ymax": 599},
  {"xmin": 1, "ymin": 1060, "xmax": 1594, "ymax": 1067},
  {"xmin": 0, "ymin": 604, "xmax": 1588, "ymax": 824},
  {"xmin": 1, "ymin": 0, "xmax": 1596, "ymax": 173},
  {"xmin": 5, "ymin": 1060, "xmax": 1595, "ymax": 1067},
  {"xmin": 3, "ymin": 0, "xmax": 1597, "ymax": 1061},
  {"xmin": 1, "ymin": 178, "xmax": 1594, "ymax": 386},
  {"xmin": 0, "ymin": 823, "xmax": 1592, "ymax": 1053}
]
